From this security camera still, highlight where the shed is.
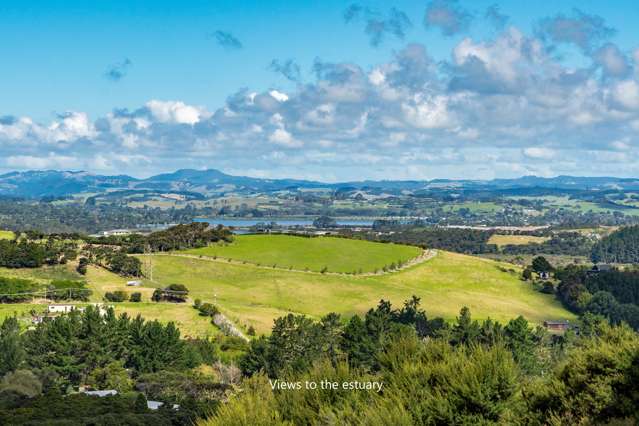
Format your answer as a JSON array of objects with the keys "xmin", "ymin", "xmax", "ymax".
[{"xmin": 543, "ymin": 320, "xmax": 571, "ymax": 332}]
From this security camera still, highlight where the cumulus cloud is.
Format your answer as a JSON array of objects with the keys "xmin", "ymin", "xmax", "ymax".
[
  {"xmin": 424, "ymin": 0, "xmax": 472, "ymax": 37},
  {"xmin": 104, "ymin": 58, "xmax": 132, "ymax": 82},
  {"xmin": 211, "ymin": 30, "xmax": 243, "ymax": 50},
  {"xmin": 145, "ymin": 100, "xmax": 208, "ymax": 125},
  {"xmin": 343, "ymin": 4, "xmax": 412, "ymax": 47},
  {"xmin": 3, "ymin": 22, "xmax": 639, "ymax": 179},
  {"xmin": 536, "ymin": 9, "xmax": 615, "ymax": 53}
]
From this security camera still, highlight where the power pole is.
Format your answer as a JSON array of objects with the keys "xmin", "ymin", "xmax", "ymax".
[{"xmin": 145, "ymin": 244, "xmax": 153, "ymax": 282}]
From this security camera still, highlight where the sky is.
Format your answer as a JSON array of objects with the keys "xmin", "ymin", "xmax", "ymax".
[{"xmin": 1, "ymin": 0, "xmax": 639, "ymax": 181}]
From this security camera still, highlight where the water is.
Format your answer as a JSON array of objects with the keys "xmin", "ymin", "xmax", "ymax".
[{"xmin": 195, "ymin": 218, "xmax": 374, "ymax": 227}]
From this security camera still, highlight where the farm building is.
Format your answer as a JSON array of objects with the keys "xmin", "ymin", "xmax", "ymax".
[{"xmin": 543, "ymin": 320, "xmax": 571, "ymax": 332}]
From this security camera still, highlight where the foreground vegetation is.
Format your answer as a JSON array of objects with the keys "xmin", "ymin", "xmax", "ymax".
[{"xmin": 200, "ymin": 298, "xmax": 639, "ymax": 425}]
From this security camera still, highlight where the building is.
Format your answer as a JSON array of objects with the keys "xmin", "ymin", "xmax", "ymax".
[
  {"xmin": 101, "ymin": 229, "xmax": 132, "ymax": 237},
  {"xmin": 81, "ymin": 389, "xmax": 118, "ymax": 397},
  {"xmin": 147, "ymin": 400, "xmax": 180, "ymax": 410},
  {"xmin": 543, "ymin": 320, "xmax": 571, "ymax": 332},
  {"xmin": 588, "ymin": 264, "xmax": 613, "ymax": 275},
  {"xmin": 539, "ymin": 271, "xmax": 551, "ymax": 280},
  {"xmin": 48, "ymin": 304, "xmax": 83, "ymax": 314}
]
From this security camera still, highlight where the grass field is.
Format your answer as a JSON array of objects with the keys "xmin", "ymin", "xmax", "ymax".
[
  {"xmin": 488, "ymin": 234, "xmax": 550, "ymax": 247},
  {"xmin": 142, "ymin": 249, "xmax": 574, "ymax": 334},
  {"xmin": 0, "ymin": 230, "xmax": 14, "ymax": 240},
  {"xmin": 0, "ymin": 236, "xmax": 575, "ymax": 336},
  {"xmin": 183, "ymin": 234, "xmax": 422, "ymax": 273}
]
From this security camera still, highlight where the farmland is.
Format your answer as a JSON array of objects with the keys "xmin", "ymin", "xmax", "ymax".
[
  {"xmin": 183, "ymin": 234, "xmax": 422, "ymax": 273},
  {"xmin": 0, "ymin": 235, "xmax": 575, "ymax": 336},
  {"xmin": 487, "ymin": 234, "xmax": 550, "ymax": 247}
]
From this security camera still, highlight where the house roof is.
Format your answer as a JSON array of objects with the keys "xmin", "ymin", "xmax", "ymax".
[
  {"xmin": 82, "ymin": 390, "xmax": 118, "ymax": 397},
  {"xmin": 544, "ymin": 320, "xmax": 570, "ymax": 326}
]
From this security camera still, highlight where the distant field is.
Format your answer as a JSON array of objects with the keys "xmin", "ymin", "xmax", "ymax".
[
  {"xmin": 183, "ymin": 234, "xmax": 422, "ymax": 273},
  {"xmin": 0, "ymin": 230, "xmax": 14, "ymax": 240},
  {"xmin": 488, "ymin": 234, "xmax": 550, "ymax": 247}
]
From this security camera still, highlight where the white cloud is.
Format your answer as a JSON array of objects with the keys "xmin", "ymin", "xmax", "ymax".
[
  {"xmin": 268, "ymin": 128, "xmax": 302, "ymax": 148},
  {"xmin": 269, "ymin": 90, "xmax": 289, "ymax": 102},
  {"xmin": 145, "ymin": 100, "xmax": 208, "ymax": 124},
  {"xmin": 611, "ymin": 80, "xmax": 639, "ymax": 110},
  {"xmin": 523, "ymin": 147, "xmax": 556, "ymax": 160}
]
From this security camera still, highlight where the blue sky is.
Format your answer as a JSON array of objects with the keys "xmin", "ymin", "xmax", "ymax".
[{"xmin": 1, "ymin": 0, "xmax": 639, "ymax": 180}]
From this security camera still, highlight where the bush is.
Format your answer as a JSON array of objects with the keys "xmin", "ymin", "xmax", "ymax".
[
  {"xmin": 540, "ymin": 282, "xmax": 555, "ymax": 294},
  {"xmin": 76, "ymin": 257, "xmax": 89, "ymax": 275},
  {"xmin": 129, "ymin": 292, "xmax": 142, "ymax": 302},
  {"xmin": 104, "ymin": 291, "xmax": 127, "ymax": 302},
  {"xmin": 198, "ymin": 303, "xmax": 219, "ymax": 317}
]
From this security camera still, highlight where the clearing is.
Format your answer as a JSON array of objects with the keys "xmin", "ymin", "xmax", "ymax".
[{"xmin": 488, "ymin": 234, "xmax": 550, "ymax": 247}]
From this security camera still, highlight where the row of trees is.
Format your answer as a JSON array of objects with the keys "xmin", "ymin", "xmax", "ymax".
[
  {"xmin": 0, "ymin": 238, "xmax": 77, "ymax": 268},
  {"xmin": 88, "ymin": 222, "xmax": 232, "ymax": 253}
]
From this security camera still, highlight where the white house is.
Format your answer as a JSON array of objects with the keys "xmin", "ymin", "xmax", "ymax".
[{"xmin": 48, "ymin": 304, "xmax": 83, "ymax": 314}]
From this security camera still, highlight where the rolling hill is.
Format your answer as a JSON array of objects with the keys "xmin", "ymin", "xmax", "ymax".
[{"xmin": 0, "ymin": 235, "xmax": 575, "ymax": 335}]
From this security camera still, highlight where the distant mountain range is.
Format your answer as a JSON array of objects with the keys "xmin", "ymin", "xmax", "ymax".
[{"xmin": 1, "ymin": 169, "xmax": 639, "ymax": 198}]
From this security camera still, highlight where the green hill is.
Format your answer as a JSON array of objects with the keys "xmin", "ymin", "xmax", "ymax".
[
  {"xmin": 182, "ymin": 234, "xmax": 422, "ymax": 273},
  {"xmin": 0, "ymin": 235, "xmax": 575, "ymax": 336},
  {"xmin": 146, "ymin": 245, "xmax": 574, "ymax": 333}
]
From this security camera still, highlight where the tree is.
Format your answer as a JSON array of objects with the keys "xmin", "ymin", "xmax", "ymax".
[
  {"xmin": 522, "ymin": 267, "xmax": 532, "ymax": 281},
  {"xmin": 450, "ymin": 307, "xmax": 480, "ymax": 346},
  {"xmin": 531, "ymin": 256, "xmax": 553, "ymax": 274},
  {"xmin": 504, "ymin": 316, "xmax": 538, "ymax": 373},
  {"xmin": 86, "ymin": 361, "xmax": 133, "ymax": 392},
  {"xmin": 0, "ymin": 369, "xmax": 42, "ymax": 399},
  {"xmin": 104, "ymin": 291, "xmax": 127, "ymax": 302},
  {"xmin": 0, "ymin": 317, "xmax": 24, "ymax": 376},
  {"xmin": 152, "ymin": 288, "xmax": 163, "ymax": 302},
  {"xmin": 76, "ymin": 257, "xmax": 89, "ymax": 275}
]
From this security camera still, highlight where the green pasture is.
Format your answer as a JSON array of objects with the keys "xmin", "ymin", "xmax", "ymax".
[{"xmin": 183, "ymin": 234, "xmax": 422, "ymax": 273}]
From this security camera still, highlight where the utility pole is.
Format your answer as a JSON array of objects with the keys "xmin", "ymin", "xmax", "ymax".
[{"xmin": 145, "ymin": 244, "xmax": 153, "ymax": 282}]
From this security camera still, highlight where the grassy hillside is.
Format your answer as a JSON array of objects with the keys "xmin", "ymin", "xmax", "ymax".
[
  {"xmin": 0, "ymin": 236, "xmax": 575, "ymax": 336},
  {"xmin": 182, "ymin": 234, "xmax": 421, "ymax": 273},
  {"xmin": 142, "ymin": 249, "xmax": 574, "ymax": 333}
]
